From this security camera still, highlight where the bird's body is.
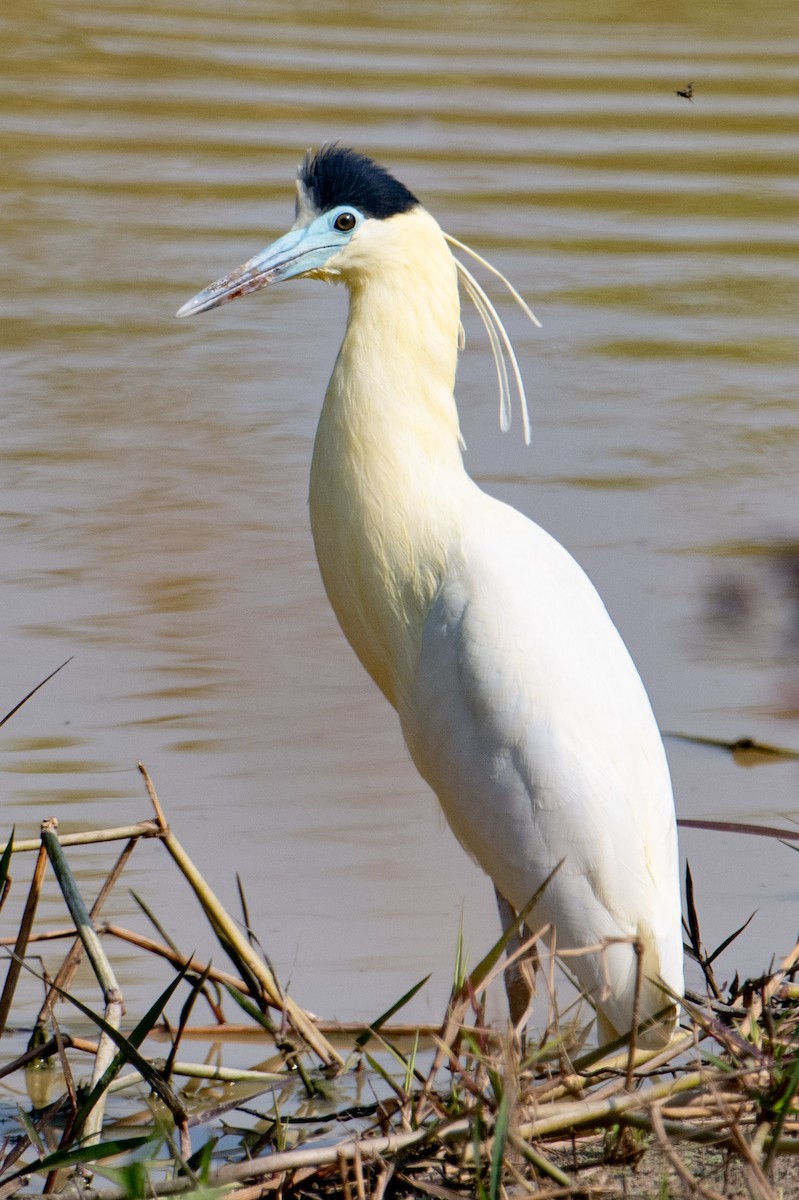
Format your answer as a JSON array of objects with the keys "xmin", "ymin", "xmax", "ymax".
[{"xmin": 178, "ymin": 146, "xmax": 684, "ymax": 1046}]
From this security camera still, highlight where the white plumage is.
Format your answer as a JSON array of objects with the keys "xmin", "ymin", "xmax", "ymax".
[{"xmin": 178, "ymin": 146, "xmax": 684, "ymax": 1046}]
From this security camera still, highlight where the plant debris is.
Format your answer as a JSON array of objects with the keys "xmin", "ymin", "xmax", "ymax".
[{"xmin": 1, "ymin": 766, "xmax": 799, "ymax": 1200}]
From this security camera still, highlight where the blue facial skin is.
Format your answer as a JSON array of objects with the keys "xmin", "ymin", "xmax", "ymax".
[{"xmin": 176, "ymin": 206, "xmax": 365, "ymax": 318}]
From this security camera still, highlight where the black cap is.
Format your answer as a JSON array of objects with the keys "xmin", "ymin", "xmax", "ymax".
[{"xmin": 299, "ymin": 145, "xmax": 419, "ymax": 220}]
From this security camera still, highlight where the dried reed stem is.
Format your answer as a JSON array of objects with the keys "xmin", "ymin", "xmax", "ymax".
[
  {"xmin": 138, "ymin": 763, "xmax": 343, "ymax": 1067},
  {"xmin": 0, "ymin": 834, "xmax": 49, "ymax": 1036},
  {"xmin": 650, "ymin": 1103, "xmax": 729, "ymax": 1200},
  {"xmin": 0, "ymin": 928, "xmax": 80, "ymax": 946},
  {"xmin": 102, "ymin": 923, "xmax": 254, "ymax": 994},
  {"xmin": 513, "ymin": 1068, "xmax": 705, "ymax": 1143},
  {"xmin": 0, "ymin": 822, "xmax": 160, "ymax": 856}
]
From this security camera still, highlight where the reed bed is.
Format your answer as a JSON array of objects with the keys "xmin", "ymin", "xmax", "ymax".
[{"xmin": 2, "ymin": 743, "xmax": 799, "ymax": 1197}]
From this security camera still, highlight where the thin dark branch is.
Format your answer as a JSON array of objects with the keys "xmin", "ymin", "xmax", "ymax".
[{"xmin": 0, "ymin": 659, "xmax": 73, "ymax": 729}]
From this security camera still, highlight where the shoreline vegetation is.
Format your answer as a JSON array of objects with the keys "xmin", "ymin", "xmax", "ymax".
[{"xmin": 3, "ymin": 679, "xmax": 799, "ymax": 1197}]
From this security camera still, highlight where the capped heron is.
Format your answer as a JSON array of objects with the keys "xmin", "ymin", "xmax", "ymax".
[{"xmin": 178, "ymin": 145, "xmax": 683, "ymax": 1046}]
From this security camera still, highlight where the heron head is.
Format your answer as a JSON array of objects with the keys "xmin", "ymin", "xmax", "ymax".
[{"xmin": 176, "ymin": 145, "xmax": 419, "ymax": 318}]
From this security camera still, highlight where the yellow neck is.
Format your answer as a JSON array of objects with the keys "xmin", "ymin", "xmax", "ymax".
[{"xmin": 309, "ymin": 208, "xmax": 468, "ymax": 709}]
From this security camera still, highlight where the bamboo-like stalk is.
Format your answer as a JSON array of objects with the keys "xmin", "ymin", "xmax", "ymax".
[
  {"xmin": 526, "ymin": 1027, "xmax": 698, "ymax": 1106},
  {"xmin": 507, "ymin": 1129, "xmax": 571, "ymax": 1187},
  {"xmin": 41, "ymin": 822, "xmax": 125, "ymax": 1143},
  {"xmin": 0, "ymin": 822, "xmax": 160, "ymax": 856},
  {"xmin": 38, "ymin": 1124, "xmax": 443, "ymax": 1200},
  {"xmin": 108, "ymin": 1061, "xmax": 287, "ymax": 1088},
  {"xmin": 83, "ymin": 998, "xmax": 124, "ymax": 1145},
  {"xmin": 0, "ymin": 1034, "xmax": 99, "ymax": 1083},
  {"xmin": 159, "ymin": 823, "xmax": 342, "ymax": 1066},
  {"xmin": 138, "ymin": 763, "xmax": 342, "ymax": 1067},
  {"xmin": 221, "ymin": 1072, "xmax": 703, "ymax": 1186},
  {"xmin": 5, "ymin": 780, "xmax": 799, "ymax": 1196},
  {"xmin": 150, "ymin": 1019, "xmax": 437, "ymax": 1040},
  {"xmin": 193, "ymin": 1122, "xmax": 445, "ymax": 1186},
  {"xmin": 623, "ymin": 1108, "xmax": 745, "ymax": 1143},
  {"xmin": 457, "ymin": 1069, "xmax": 710, "ymax": 1177},
  {"xmin": 42, "ymin": 824, "xmax": 122, "ymax": 1006},
  {"xmin": 514, "ymin": 1068, "xmax": 706, "ymax": 1142},
  {"xmin": 14, "ymin": 1068, "xmax": 799, "ymax": 1200},
  {"xmin": 36, "ymin": 839, "xmax": 137, "ymax": 1029},
  {"xmin": 0, "ymin": 838, "xmax": 49, "ymax": 1037}
]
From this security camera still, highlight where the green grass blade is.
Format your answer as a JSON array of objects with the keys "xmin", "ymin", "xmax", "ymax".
[
  {"xmin": 707, "ymin": 911, "xmax": 756, "ymax": 966},
  {"xmin": 3, "ymin": 1135, "xmax": 154, "ymax": 1185},
  {"xmin": 403, "ymin": 1028, "xmax": 420, "ymax": 1094},
  {"xmin": 33, "ymin": 1136, "xmax": 154, "ymax": 1173},
  {"xmin": 356, "ymin": 975, "xmax": 430, "ymax": 1047},
  {"xmin": 223, "ymin": 982, "xmax": 325, "ymax": 1099},
  {"xmin": 16, "ymin": 1105, "xmax": 45, "ymax": 1157},
  {"xmin": 488, "ymin": 1088, "xmax": 510, "ymax": 1200},
  {"xmin": 364, "ymin": 1051, "xmax": 403, "ymax": 1094},
  {"xmin": 163, "ymin": 960, "xmax": 213, "ymax": 1080},
  {"xmin": 453, "ymin": 909, "xmax": 467, "ymax": 992},
  {"xmin": 473, "ymin": 1104, "xmax": 488, "ymax": 1200},
  {"xmin": 53, "ymin": 965, "xmax": 191, "ymax": 1134},
  {"xmin": 99, "ymin": 1161, "xmax": 151, "ymax": 1198},
  {"xmin": 464, "ymin": 860, "xmax": 563, "ymax": 996},
  {"xmin": 130, "ymin": 890, "xmax": 183, "ymax": 958},
  {"xmin": 221, "ymin": 980, "xmax": 276, "ymax": 1034}
]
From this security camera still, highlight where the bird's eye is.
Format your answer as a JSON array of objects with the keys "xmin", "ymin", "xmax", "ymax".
[{"xmin": 333, "ymin": 212, "xmax": 357, "ymax": 232}]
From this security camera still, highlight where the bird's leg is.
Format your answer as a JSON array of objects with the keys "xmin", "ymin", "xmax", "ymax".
[{"xmin": 495, "ymin": 888, "xmax": 538, "ymax": 1035}]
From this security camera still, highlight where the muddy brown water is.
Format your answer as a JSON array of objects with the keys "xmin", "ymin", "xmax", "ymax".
[{"xmin": 1, "ymin": 0, "xmax": 798, "ymax": 1030}]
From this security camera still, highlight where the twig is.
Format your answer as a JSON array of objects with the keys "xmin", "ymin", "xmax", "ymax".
[
  {"xmin": 623, "ymin": 1109, "xmax": 735, "ymax": 1144},
  {"xmin": 0, "ymin": 928, "xmax": 80, "ymax": 946},
  {"xmin": 52, "ymin": 1012, "xmax": 79, "ymax": 1123},
  {"xmin": 0, "ymin": 1034, "xmax": 96, "ymax": 1081},
  {"xmin": 723, "ymin": 1107, "xmax": 776, "ymax": 1200},
  {"xmin": 527, "ymin": 1028, "xmax": 697, "ymax": 1106},
  {"xmin": 137, "ymin": 763, "xmax": 342, "ymax": 1067},
  {"xmin": 102, "ymin": 924, "xmax": 254, "ymax": 995},
  {"xmin": 0, "ymin": 659, "xmax": 73, "ymax": 729},
  {"xmin": 650, "ymin": 1103, "xmax": 728, "ymax": 1200}
]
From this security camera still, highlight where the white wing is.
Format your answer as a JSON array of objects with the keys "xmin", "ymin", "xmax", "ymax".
[{"xmin": 400, "ymin": 487, "xmax": 683, "ymax": 1034}]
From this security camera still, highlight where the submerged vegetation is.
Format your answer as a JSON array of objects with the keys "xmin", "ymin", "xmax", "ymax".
[{"xmin": 3, "ymin": 681, "xmax": 799, "ymax": 1198}]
